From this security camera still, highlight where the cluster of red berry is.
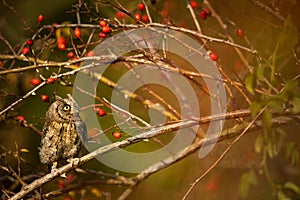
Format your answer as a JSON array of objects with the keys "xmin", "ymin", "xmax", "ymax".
[
  {"xmin": 134, "ymin": 3, "xmax": 150, "ymax": 23},
  {"xmin": 189, "ymin": 1, "xmax": 219, "ymax": 61},
  {"xmin": 22, "ymin": 14, "xmax": 45, "ymax": 54},
  {"xmin": 29, "ymin": 77, "xmax": 55, "ymax": 103},
  {"xmin": 189, "ymin": 1, "xmax": 245, "ymax": 61},
  {"xmin": 190, "ymin": 1, "xmax": 245, "ymax": 38},
  {"xmin": 189, "ymin": 0, "xmax": 211, "ymax": 20},
  {"xmin": 58, "ymin": 26, "xmax": 81, "ymax": 51},
  {"xmin": 114, "ymin": 2, "xmax": 150, "ymax": 23},
  {"xmin": 58, "ymin": 173, "xmax": 75, "ymax": 189},
  {"xmin": 98, "ymin": 20, "xmax": 112, "ymax": 38},
  {"xmin": 21, "ymin": 38, "xmax": 34, "ymax": 55},
  {"xmin": 57, "ymin": 36, "xmax": 67, "ymax": 51},
  {"xmin": 16, "ymin": 71, "xmax": 57, "ymax": 122}
]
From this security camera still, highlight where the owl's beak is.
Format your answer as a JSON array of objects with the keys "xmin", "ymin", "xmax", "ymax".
[{"xmin": 66, "ymin": 94, "xmax": 80, "ymax": 114}]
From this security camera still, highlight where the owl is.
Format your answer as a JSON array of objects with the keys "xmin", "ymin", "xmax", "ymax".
[{"xmin": 39, "ymin": 94, "xmax": 87, "ymax": 168}]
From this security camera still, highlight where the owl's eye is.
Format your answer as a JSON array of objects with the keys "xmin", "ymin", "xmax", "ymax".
[{"xmin": 63, "ymin": 104, "xmax": 71, "ymax": 111}]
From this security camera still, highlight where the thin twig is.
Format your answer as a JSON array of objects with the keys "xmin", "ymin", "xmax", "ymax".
[
  {"xmin": 186, "ymin": 2, "xmax": 202, "ymax": 33},
  {"xmin": 249, "ymin": 0, "xmax": 285, "ymax": 22}
]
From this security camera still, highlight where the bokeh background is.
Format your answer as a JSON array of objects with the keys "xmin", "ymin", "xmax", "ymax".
[{"xmin": 1, "ymin": 0, "xmax": 300, "ymax": 199}]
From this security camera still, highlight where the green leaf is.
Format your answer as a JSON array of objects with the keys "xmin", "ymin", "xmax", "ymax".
[
  {"xmin": 254, "ymin": 134, "xmax": 264, "ymax": 154},
  {"xmin": 262, "ymin": 109, "xmax": 272, "ymax": 128},
  {"xmin": 239, "ymin": 170, "xmax": 257, "ymax": 198},
  {"xmin": 245, "ymin": 74, "xmax": 256, "ymax": 95},
  {"xmin": 291, "ymin": 97, "xmax": 300, "ymax": 113},
  {"xmin": 239, "ymin": 177, "xmax": 249, "ymax": 198},
  {"xmin": 284, "ymin": 182, "xmax": 300, "ymax": 194},
  {"xmin": 284, "ymin": 79, "xmax": 297, "ymax": 93},
  {"xmin": 278, "ymin": 16, "xmax": 298, "ymax": 52},
  {"xmin": 267, "ymin": 140, "xmax": 274, "ymax": 158},
  {"xmin": 250, "ymin": 101, "xmax": 262, "ymax": 118},
  {"xmin": 275, "ymin": 79, "xmax": 297, "ymax": 102},
  {"xmin": 268, "ymin": 100, "xmax": 284, "ymax": 114},
  {"xmin": 277, "ymin": 190, "xmax": 290, "ymax": 200},
  {"xmin": 291, "ymin": 150, "xmax": 299, "ymax": 166},
  {"xmin": 286, "ymin": 143, "xmax": 299, "ymax": 166},
  {"xmin": 274, "ymin": 129, "xmax": 286, "ymax": 155},
  {"xmin": 256, "ymin": 64, "xmax": 265, "ymax": 80}
]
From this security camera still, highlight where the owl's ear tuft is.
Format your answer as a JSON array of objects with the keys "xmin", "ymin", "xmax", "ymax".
[
  {"xmin": 67, "ymin": 94, "xmax": 76, "ymax": 102},
  {"xmin": 55, "ymin": 95, "xmax": 63, "ymax": 101}
]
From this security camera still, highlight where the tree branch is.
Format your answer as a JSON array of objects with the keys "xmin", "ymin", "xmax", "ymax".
[{"xmin": 9, "ymin": 108, "xmax": 299, "ymax": 200}]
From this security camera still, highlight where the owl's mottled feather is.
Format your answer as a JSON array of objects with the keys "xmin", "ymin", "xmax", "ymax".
[{"xmin": 39, "ymin": 94, "xmax": 87, "ymax": 165}]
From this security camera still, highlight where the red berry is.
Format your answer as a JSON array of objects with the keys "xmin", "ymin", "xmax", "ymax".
[
  {"xmin": 112, "ymin": 131, "xmax": 122, "ymax": 139},
  {"xmin": 71, "ymin": 57, "xmax": 78, "ymax": 61},
  {"xmin": 41, "ymin": 95, "xmax": 49, "ymax": 102},
  {"xmin": 87, "ymin": 51, "xmax": 95, "ymax": 57},
  {"xmin": 37, "ymin": 14, "xmax": 44, "ymax": 23},
  {"xmin": 203, "ymin": 8, "xmax": 211, "ymax": 15},
  {"xmin": 142, "ymin": 15, "xmax": 150, "ymax": 23},
  {"xmin": 99, "ymin": 20, "xmax": 107, "ymax": 27},
  {"xmin": 160, "ymin": 9, "xmax": 169, "ymax": 17},
  {"xmin": 190, "ymin": 0, "xmax": 197, "ymax": 8},
  {"xmin": 26, "ymin": 39, "xmax": 34, "ymax": 46},
  {"xmin": 21, "ymin": 47, "xmax": 30, "ymax": 55},
  {"xmin": 115, "ymin": 11, "xmax": 126, "ymax": 19},
  {"xmin": 0, "ymin": 61, "xmax": 3, "ymax": 67},
  {"xmin": 30, "ymin": 78, "xmax": 41, "ymax": 85},
  {"xmin": 134, "ymin": 13, "xmax": 142, "ymax": 23},
  {"xmin": 74, "ymin": 27, "xmax": 81, "ymax": 38},
  {"xmin": 57, "ymin": 37, "xmax": 67, "ymax": 45},
  {"xmin": 64, "ymin": 197, "xmax": 72, "ymax": 200},
  {"xmin": 205, "ymin": 179, "xmax": 218, "ymax": 191},
  {"xmin": 57, "ymin": 37, "xmax": 67, "ymax": 50},
  {"xmin": 57, "ymin": 42, "xmax": 66, "ymax": 51},
  {"xmin": 209, "ymin": 52, "xmax": 218, "ymax": 61},
  {"xmin": 99, "ymin": 32, "xmax": 106, "ymax": 38},
  {"xmin": 101, "ymin": 26, "xmax": 111, "ymax": 34},
  {"xmin": 236, "ymin": 29, "xmax": 244, "ymax": 38},
  {"xmin": 199, "ymin": 10, "xmax": 207, "ymax": 19},
  {"xmin": 16, "ymin": 115, "xmax": 26, "ymax": 122},
  {"xmin": 94, "ymin": 107, "xmax": 107, "ymax": 116},
  {"xmin": 138, "ymin": 3, "xmax": 145, "ymax": 11},
  {"xmin": 66, "ymin": 174, "xmax": 74, "ymax": 183},
  {"xmin": 67, "ymin": 51, "xmax": 75, "ymax": 59},
  {"xmin": 94, "ymin": 107, "xmax": 100, "ymax": 112},
  {"xmin": 58, "ymin": 179, "xmax": 65, "ymax": 189},
  {"xmin": 46, "ymin": 77, "xmax": 55, "ymax": 84}
]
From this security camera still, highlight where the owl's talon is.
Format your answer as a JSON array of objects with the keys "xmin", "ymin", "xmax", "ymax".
[{"xmin": 50, "ymin": 162, "xmax": 58, "ymax": 173}]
